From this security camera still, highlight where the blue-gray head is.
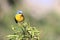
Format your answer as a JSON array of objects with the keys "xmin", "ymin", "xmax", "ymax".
[{"xmin": 17, "ymin": 10, "xmax": 23, "ymax": 14}]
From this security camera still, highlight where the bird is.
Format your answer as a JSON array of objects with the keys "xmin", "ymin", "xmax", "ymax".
[{"xmin": 14, "ymin": 10, "xmax": 24, "ymax": 23}]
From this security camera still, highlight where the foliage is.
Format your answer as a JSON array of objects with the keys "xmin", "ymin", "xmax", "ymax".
[{"xmin": 7, "ymin": 22, "xmax": 40, "ymax": 40}]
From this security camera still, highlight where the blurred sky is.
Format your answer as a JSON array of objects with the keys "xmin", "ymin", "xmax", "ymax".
[
  {"xmin": 0, "ymin": 0, "xmax": 60, "ymax": 19},
  {"xmin": 22, "ymin": 0, "xmax": 60, "ymax": 19}
]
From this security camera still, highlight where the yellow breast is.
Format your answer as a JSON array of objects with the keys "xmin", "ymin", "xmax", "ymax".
[{"xmin": 15, "ymin": 14, "xmax": 24, "ymax": 22}]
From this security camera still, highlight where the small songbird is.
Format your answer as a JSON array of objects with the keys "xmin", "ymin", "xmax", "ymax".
[{"xmin": 15, "ymin": 10, "xmax": 24, "ymax": 23}]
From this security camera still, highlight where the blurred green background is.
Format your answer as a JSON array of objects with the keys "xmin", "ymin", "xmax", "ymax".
[{"xmin": 0, "ymin": 0, "xmax": 60, "ymax": 40}]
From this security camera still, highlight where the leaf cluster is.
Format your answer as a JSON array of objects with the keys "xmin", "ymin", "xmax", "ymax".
[{"xmin": 7, "ymin": 22, "xmax": 40, "ymax": 40}]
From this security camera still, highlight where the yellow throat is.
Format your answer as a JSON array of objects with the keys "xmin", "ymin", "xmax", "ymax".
[{"xmin": 15, "ymin": 14, "xmax": 24, "ymax": 22}]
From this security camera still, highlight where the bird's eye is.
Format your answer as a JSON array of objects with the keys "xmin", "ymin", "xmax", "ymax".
[{"xmin": 17, "ymin": 10, "xmax": 23, "ymax": 14}]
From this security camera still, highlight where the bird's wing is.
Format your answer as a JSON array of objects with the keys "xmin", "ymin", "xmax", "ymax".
[{"xmin": 14, "ymin": 17, "xmax": 18, "ymax": 23}]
